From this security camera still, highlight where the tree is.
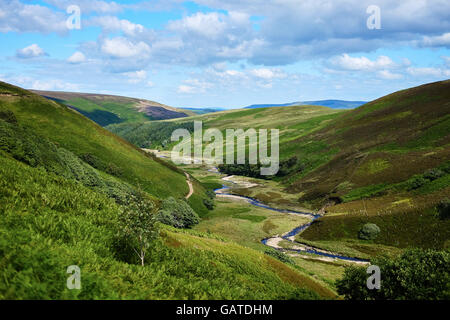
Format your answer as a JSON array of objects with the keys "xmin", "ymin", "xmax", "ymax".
[
  {"xmin": 358, "ymin": 223, "xmax": 380, "ymax": 240},
  {"xmin": 117, "ymin": 189, "xmax": 159, "ymax": 266}
]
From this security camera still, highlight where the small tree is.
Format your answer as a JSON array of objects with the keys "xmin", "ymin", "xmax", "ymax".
[
  {"xmin": 118, "ymin": 189, "xmax": 159, "ymax": 266},
  {"xmin": 358, "ymin": 223, "xmax": 380, "ymax": 240}
]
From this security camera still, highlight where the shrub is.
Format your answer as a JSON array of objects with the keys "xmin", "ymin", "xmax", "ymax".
[
  {"xmin": 423, "ymin": 168, "xmax": 445, "ymax": 181},
  {"xmin": 203, "ymin": 198, "xmax": 215, "ymax": 210},
  {"xmin": 106, "ymin": 162, "xmax": 123, "ymax": 177},
  {"xmin": 437, "ymin": 198, "xmax": 450, "ymax": 220},
  {"xmin": 157, "ymin": 197, "xmax": 200, "ymax": 228},
  {"xmin": 408, "ymin": 176, "xmax": 428, "ymax": 190},
  {"xmin": 0, "ymin": 110, "xmax": 18, "ymax": 124},
  {"xmin": 205, "ymin": 189, "xmax": 216, "ymax": 199},
  {"xmin": 264, "ymin": 248, "xmax": 294, "ymax": 265},
  {"xmin": 358, "ymin": 223, "xmax": 380, "ymax": 240},
  {"xmin": 336, "ymin": 249, "xmax": 450, "ymax": 300}
]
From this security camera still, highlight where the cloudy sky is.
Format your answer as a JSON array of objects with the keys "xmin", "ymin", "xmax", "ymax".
[{"xmin": 1, "ymin": 0, "xmax": 449, "ymax": 109}]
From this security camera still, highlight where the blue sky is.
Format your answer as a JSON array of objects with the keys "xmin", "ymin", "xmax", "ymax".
[{"xmin": 1, "ymin": 0, "xmax": 449, "ymax": 109}]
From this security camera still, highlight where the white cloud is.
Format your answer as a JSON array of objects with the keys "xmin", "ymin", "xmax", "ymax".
[
  {"xmin": 329, "ymin": 54, "xmax": 396, "ymax": 71},
  {"xmin": 67, "ymin": 51, "xmax": 86, "ymax": 64},
  {"xmin": 122, "ymin": 70, "xmax": 147, "ymax": 83},
  {"xmin": 101, "ymin": 37, "xmax": 150, "ymax": 58},
  {"xmin": 249, "ymin": 68, "xmax": 287, "ymax": 80},
  {"xmin": 421, "ymin": 33, "xmax": 450, "ymax": 48},
  {"xmin": 406, "ymin": 67, "xmax": 450, "ymax": 78},
  {"xmin": 16, "ymin": 44, "xmax": 47, "ymax": 59},
  {"xmin": 88, "ymin": 16, "xmax": 145, "ymax": 37},
  {"xmin": 177, "ymin": 79, "xmax": 213, "ymax": 94},
  {"xmin": 377, "ymin": 70, "xmax": 403, "ymax": 80},
  {"xmin": 0, "ymin": 1, "xmax": 66, "ymax": 33}
]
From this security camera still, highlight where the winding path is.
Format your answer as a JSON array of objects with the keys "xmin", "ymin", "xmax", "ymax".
[
  {"xmin": 214, "ymin": 175, "xmax": 369, "ymax": 265},
  {"xmin": 185, "ymin": 172, "xmax": 194, "ymax": 199}
]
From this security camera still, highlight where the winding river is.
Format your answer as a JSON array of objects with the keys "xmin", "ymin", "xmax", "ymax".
[{"xmin": 214, "ymin": 175, "xmax": 369, "ymax": 264}]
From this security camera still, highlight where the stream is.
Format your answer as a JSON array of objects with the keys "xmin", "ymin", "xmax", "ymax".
[{"xmin": 214, "ymin": 176, "xmax": 369, "ymax": 264}]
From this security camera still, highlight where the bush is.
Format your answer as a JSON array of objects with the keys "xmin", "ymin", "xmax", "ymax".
[
  {"xmin": 336, "ymin": 249, "xmax": 450, "ymax": 300},
  {"xmin": 423, "ymin": 168, "xmax": 445, "ymax": 181},
  {"xmin": 203, "ymin": 198, "xmax": 215, "ymax": 210},
  {"xmin": 157, "ymin": 197, "xmax": 200, "ymax": 228},
  {"xmin": 437, "ymin": 198, "xmax": 450, "ymax": 220},
  {"xmin": 264, "ymin": 248, "xmax": 294, "ymax": 265},
  {"xmin": 205, "ymin": 189, "xmax": 216, "ymax": 199},
  {"xmin": 358, "ymin": 223, "xmax": 380, "ymax": 240},
  {"xmin": 408, "ymin": 176, "xmax": 428, "ymax": 190},
  {"xmin": 0, "ymin": 110, "xmax": 18, "ymax": 124}
]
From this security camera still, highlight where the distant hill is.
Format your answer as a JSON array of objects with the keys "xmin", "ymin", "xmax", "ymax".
[
  {"xmin": 31, "ymin": 90, "xmax": 195, "ymax": 126},
  {"xmin": 245, "ymin": 100, "xmax": 367, "ymax": 109},
  {"xmin": 182, "ymin": 107, "xmax": 225, "ymax": 115}
]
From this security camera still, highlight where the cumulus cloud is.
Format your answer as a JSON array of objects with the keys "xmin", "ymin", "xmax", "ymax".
[
  {"xmin": 0, "ymin": 1, "xmax": 67, "ymax": 34},
  {"xmin": 42, "ymin": 0, "xmax": 122, "ymax": 14},
  {"xmin": 101, "ymin": 37, "xmax": 151, "ymax": 58},
  {"xmin": 16, "ymin": 44, "xmax": 47, "ymax": 59},
  {"xmin": 329, "ymin": 54, "xmax": 396, "ymax": 71},
  {"xmin": 122, "ymin": 70, "xmax": 147, "ymax": 83},
  {"xmin": 406, "ymin": 67, "xmax": 450, "ymax": 78},
  {"xmin": 377, "ymin": 70, "xmax": 403, "ymax": 80},
  {"xmin": 67, "ymin": 51, "xmax": 86, "ymax": 64},
  {"xmin": 87, "ymin": 16, "xmax": 147, "ymax": 37},
  {"xmin": 421, "ymin": 33, "xmax": 450, "ymax": 48}
]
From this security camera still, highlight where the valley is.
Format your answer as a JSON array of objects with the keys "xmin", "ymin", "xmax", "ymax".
[{"xmin": 1, "ymin": 79, "xmax": 449, "ymax": 300}]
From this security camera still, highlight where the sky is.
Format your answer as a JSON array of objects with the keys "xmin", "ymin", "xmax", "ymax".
[{"xmin": 0, "ymin": 0, "xmax": 450, "ymax": 109}]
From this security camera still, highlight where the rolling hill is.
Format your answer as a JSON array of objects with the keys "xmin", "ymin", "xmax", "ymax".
[
  {"xmin": 32, "ymin": 90, "xmax": 195, "ymax": 126},
  {"xmin": 245, "ymin": 100, "xmax": 367, "ymax": 109}
]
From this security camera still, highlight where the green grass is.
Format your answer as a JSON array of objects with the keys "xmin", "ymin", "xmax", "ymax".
[
  {"xmin": 0, "ymin": 81, "xmax": 191, "ymax": 200},
  {"xmin": 0, "ymin": 155, "xmax": 333, "ymax": 299}
]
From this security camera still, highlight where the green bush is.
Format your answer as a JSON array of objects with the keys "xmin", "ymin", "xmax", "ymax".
[
  {"xmin": 264, "ymin": 248, "xmax": 294, "ymax": 265},
  {"xmin": 205, "ymin": 189, "xmax": 216, "ymax": 199},
  {"xmin": 408, "ymin": 176, "xmax": 428, "ymax": 190},
  {"xmin": 358, "ymin": 223, "xmax": 380, "ymax": 240},
  {"xmin": 336, "ymin": 249, "xmax": 450, "ymax": 300},
  {"xmin": 437, "ymin": 198, "xmax": 450, "ymax": 220},
  {"xmin": 203, "ymin": 198, "xmax": 215, "ymax": 210},
  {"xmin": 423, "ymin": 168, "xmax": 445, "ymax": 181},
  {"xmin": 157, "ymin": 197, "xmax": 200, "ymax": 228},
  {"xmin": 0, "ymin": 110, "xmax": 17, "ymax": 124}
]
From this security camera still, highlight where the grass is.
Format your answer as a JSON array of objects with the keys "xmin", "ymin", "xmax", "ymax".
[
  {"xmin": 0, "ymin": 81, "xmax": 193, "ymax": 200},
  {"xmin": 194, "ymin": 198, "xmax": 310, "ymax": 251},
  {"xmin": 0, "ymin": 154, "xmax": 334, "ymax": 299}
]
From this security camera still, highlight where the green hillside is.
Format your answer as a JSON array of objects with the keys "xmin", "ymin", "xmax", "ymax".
[
  {"xmin": 32, "ymin": 90, "xmax": 196, "ymax": 126},
  {"xmin": 0, "ymin": 81, "xmax": 190, "ymax": 200},
  {"xmin": 0, "ymin": 155, "xmax": 334, "ymax": 299},
  {"xmin": 283, "ymin": 80, "xmax": 450, "ymax": 207},
  {"xmin": 0, "ymin": 81, "xmax": 337, "ymax": 299}
]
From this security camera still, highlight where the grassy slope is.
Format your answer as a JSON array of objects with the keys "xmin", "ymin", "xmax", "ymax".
[
  {"xmin": 0, "ymin": 81, "xmax": 191, "ymax": 200},
  {"xmin": 32, "ymin": 90, "xmax": 195, "ymax": 126},
  {"xmin": 290, "ymin": 80, "xmax": 450, "ymax": 252},
  {"xmin": 0, "ymin": 155, "xmax": 334, "ymax": 299},
  {"xmin": 285, "ymin": 80, "xmax": 450, "ymax": 206}
]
